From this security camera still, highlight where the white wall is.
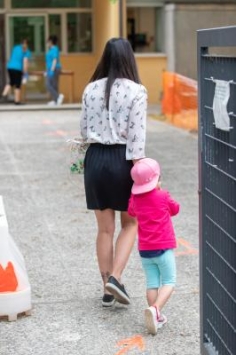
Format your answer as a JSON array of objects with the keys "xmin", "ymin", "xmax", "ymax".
[{"xmin": 174, "ymin": 4, "xmax": 236, "ymax": 79}]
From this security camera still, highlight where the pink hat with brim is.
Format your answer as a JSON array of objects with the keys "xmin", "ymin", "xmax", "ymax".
[{"xmin": 131, "ymin": 158, "xmax": 161, "ymax": 195}]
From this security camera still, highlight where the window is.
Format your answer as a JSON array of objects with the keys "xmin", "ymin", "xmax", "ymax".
[
  {"xmin": 9, "ymin": 16, "xmax": 45, "ymax": 54},
  {"xmin": 127, "ymin": 7, "xmax": 164, "ymax": 53},
  {"xmin": 9, "ymin": 2, "xmax": 93, "ymax": 53},
  {"xmin": 67, "ymin": 13, "xmax": 92, "ymax": 53},
  {"xmin": 127, "ymin": 0, "xmax": 163, "ymax": 4},
  {"xmin": 12, "ymin": 0, "xmax": 92, "ymax": 8},
  {"xmin": 49, "ymin": 14, "xmax": 62, "ymax": 49}
]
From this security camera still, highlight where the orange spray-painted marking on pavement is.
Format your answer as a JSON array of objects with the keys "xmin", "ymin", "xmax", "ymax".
[
  {"xmin": 175, "ymin": 238, "xmax": 198, "ymax": 256},
  {"xmin": 115, "ymin": 335, "xmax": 145, "ymax": 355},
  {"xmin": 55, "ymin": 130, "xmax": 68, "ymax": 137},
  {"xmin": 46, "ymin": 130, "xmax": 68, "ymax": 137},
  {"xmin": 42, "ymin": 119, "xmax": 53, "ymax": 125}
]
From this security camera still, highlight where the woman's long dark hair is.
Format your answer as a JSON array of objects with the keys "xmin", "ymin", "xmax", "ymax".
[{"xmin": 90, "ymin": 38, "xmax": 140, "ymax": 109}]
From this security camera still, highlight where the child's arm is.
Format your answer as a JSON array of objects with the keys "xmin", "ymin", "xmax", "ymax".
[
  {"xmin": 128, "ymin": 195, "xmax": 136, "ymax": 217},
  {"xmin": 166, "ymin": 192, "xmax": 180, "ymax": 216}
]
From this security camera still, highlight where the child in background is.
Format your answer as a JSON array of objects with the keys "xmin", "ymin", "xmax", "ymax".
[
  {"xmin": 45, "ymin": 35, "xmax": 64, "ymax": 106},
  {"xmin": 128, "ymin": 158, "xmax": 180, "ymax": 335}
]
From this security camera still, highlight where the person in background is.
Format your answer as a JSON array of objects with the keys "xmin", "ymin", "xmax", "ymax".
[
  {"xmin": 80, "ymin": 38, "xmax": 147, "ymax": 307},
  {"xmin": 46, "ymin": 35, "xmax": 64, "ymax": 106},
  {"xmin": 0, "ymin": 39, "xmax": 31, "ymax": 105},
  {"xmin": 128, "ymin": 158, "xmax": 180, "ymax": 335}
]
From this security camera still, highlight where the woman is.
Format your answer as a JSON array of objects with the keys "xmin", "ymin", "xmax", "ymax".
[
  {"xmin": 80, "ymin": 38, "xmax": 147, "ymax": 307},
  {"xmin": 0, "ymin": 39, "xmax": 30, "ymax": 105},
  {"xmin": 45, "ymin": 35, "xmax": 64, "ymax": 106}
]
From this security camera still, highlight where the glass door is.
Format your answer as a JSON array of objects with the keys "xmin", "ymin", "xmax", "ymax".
[
  {"xmin": 0, "ymin": 14, "xmax": 6, "ymax": 90},
  {"xmin": 7, "ymin": 15, "xmax": 47, "ymax": 99}
]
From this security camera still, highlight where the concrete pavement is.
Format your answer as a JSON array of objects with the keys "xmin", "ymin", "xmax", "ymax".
[{"xmin": 0, "ymin": 109, "xmax": 199, "ymax": 355}]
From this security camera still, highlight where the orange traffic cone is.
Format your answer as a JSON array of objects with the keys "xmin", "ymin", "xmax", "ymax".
[{"xmin": 0, "ymin": 262, "xmax": 18, "ymax": 292}]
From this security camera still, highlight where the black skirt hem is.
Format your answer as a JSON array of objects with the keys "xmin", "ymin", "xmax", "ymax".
[{"xmin": 84, "ymin": 143, "xmax": 133, "ymax": 211}]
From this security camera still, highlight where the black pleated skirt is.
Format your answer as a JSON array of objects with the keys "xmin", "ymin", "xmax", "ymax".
[{"xmin": 84, "ymin": 143, "xmax": 133, "ymax": 211}]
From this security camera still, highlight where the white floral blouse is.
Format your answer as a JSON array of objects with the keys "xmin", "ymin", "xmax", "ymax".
[{"xmin": 80, "ymin": 78, "xmax": 147, "ymax": 160}]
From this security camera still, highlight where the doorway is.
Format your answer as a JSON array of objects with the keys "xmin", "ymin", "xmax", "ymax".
[
  {"xmin": 0, "ymin": 14, "xmax": 5, "ymax": 90},
  {"xmin": 7, "ymin": 15, "xmax": 47, "ymax": 98}
]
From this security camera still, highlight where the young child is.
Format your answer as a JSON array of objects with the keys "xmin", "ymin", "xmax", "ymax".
[{"xmin": 128, "ymin": 158, "xmax": 180, "ymax": 335}]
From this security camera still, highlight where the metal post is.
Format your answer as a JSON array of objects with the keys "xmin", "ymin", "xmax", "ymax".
[{"xmin": 119, "ymin": 0, "xmax": 124, "ymax": 38}]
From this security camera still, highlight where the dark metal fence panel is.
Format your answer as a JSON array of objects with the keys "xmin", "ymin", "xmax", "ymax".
[{"xmin": 198, "ymin": 27, "xmax": 236, "ymax": 355}]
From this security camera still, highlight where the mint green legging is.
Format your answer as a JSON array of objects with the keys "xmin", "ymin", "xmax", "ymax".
[{"xmin": 141, "ymin": 249, "xmax": 176, "ymax": 289}]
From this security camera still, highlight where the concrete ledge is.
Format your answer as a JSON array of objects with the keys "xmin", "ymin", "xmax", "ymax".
[{"xmin": 0, "ymin": 103, "xmax": 82, "ymax": 112}]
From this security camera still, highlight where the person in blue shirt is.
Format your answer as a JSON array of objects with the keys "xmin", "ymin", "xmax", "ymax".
[
  {"xmin": 45, "ymin": 35, "xmax": 64, "ymax": 106},
  {"xmin": 0, "ymin": 39, "xmax": 31, "ymax": 105}
]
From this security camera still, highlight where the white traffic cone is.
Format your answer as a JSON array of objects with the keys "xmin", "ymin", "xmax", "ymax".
[{"xmin": 0, "ymin": 196, "xmax": 32, "ymax": 321}]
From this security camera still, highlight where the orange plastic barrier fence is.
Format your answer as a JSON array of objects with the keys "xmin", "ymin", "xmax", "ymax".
[
  {"xmin": 161, "ymin": 72, "xmax": 198, "ymax": 131},
  {"xmin": 0, "ymin": 262, "xmax": 18, "ymax": 292}
]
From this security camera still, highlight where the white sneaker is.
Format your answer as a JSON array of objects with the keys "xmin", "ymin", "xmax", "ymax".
[
  {"xmin": 47, "ymin": 100, "xmax": 56, "ymax": 106},
  {"xmin": 57, "ymin": 94, "xmax": 64, "ymax": 105},
  {"xmin": 144, "ymin": 306, "xmax": 167, "ymax": 335}
]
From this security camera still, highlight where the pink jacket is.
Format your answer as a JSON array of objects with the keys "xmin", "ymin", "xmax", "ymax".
[{"xmin": 128, "ymin": 189, "xmax": 180, "ymax": 251}]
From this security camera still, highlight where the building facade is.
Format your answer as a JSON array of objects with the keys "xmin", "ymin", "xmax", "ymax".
[
  {"xmin": 0, "ymin": 0, "xmax": 235, "ymax": 104},
  {"xmin": 126, "ymin": 0, "xmax": 236, "ymax": 81},
  {"xmin": 0, "ymin": 0, "xmax": 124, "ymax": 103},
  {"xmin": 165, "ymin": 0, "xmax": 236, "ymax": 79},
  {"xmin": 0, "ymin": 0, "xmax": 166, "ymax": 104}
]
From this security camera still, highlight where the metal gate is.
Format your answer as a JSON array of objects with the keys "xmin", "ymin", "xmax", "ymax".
[{"xmin": 198, "ymin": 27, "xmax": 236, "ymax": 355}]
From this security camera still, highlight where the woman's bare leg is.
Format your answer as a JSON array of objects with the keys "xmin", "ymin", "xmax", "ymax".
[
  {"xmin": 95, "ymin": 209, "xmax": 115, "ymax": 292},
  {"xmin": 111, "ymin": 212, "xmax": 137, "ymax": 281},
  {"xmin": 2, "ymin": 84, "xmax": 11, "ymax": 97},
  {"xmin": 14, "ymin": 88, "xmax": 21, "ymax": 103}
]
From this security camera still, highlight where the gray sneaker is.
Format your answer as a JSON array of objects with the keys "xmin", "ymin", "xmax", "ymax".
[
  {"xmin": 57, "ymin": 93, "xmax": 64, "ymax": 105},
  {"xmin": 102, "ymin": 294, "xmax": 115, "ymax": 307},
  {"xmin": 105, "ymin": 276, "xmax": 130, "ymax": 305}
]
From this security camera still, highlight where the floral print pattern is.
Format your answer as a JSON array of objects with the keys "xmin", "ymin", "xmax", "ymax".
[{"xmin": 80, "ymin": 78, "xmax": 147, "ymax": 160}]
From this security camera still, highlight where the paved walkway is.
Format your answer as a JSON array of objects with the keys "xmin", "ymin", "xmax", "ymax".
[
  {"xmin": 0, "ymin": 103, "xmax": 81, "ymax": 112},
  {"xmin": 0, "ymin": 110, "xmax": 199, "ymax": 355}
]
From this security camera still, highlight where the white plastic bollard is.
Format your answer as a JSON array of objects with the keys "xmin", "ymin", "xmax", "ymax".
[{"xmin": 0, "ymin": 196, "xmax": 32, "ymax": 321}]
